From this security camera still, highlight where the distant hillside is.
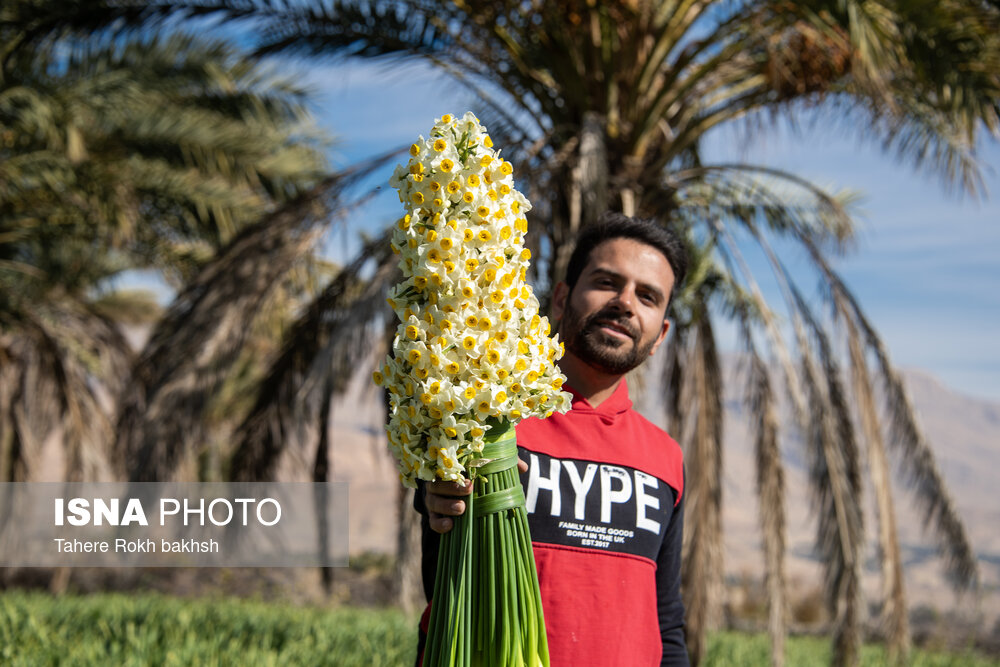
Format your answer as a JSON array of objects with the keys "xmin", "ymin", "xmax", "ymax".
[{"xmin": 714, "ymin": 365, "xmax": 999, "ymax": 624}]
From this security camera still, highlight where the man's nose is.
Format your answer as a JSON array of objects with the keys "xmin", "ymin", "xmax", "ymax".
[{"xmin": 609, "ymin": 285, "xmax": 636, "ymax": 312}]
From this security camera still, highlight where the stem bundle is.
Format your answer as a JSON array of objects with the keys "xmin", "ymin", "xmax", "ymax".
[{"xmin": 423, "ymin": 420, "xmax": 548, "ymax": 667}]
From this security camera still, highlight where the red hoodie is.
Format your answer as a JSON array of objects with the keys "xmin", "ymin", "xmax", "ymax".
[{"xmin": 417, "ymin": 380, "xmax": 688, "ymax": 666}]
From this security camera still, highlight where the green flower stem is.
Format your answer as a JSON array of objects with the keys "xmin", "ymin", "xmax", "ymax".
[{"xmin": 423, "ymin": 420, "xmax": 548, "ymax": 666}]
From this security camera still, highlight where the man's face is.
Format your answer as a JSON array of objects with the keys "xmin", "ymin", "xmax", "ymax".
[{"xmin": 553, "ymin": 238, "xmax": 675, "ymax": 375}]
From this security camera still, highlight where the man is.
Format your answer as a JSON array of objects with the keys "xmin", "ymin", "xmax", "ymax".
[{"xmin": 419, "ymin": 213, "xmax": 689, "ymax": 665}]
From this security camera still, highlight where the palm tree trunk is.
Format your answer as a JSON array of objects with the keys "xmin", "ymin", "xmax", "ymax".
[
  {"xmin": 379, "ymin": 312, "xmax": 423, "ymax": 614},
  {"xmin": 315, "ymin": 372, "xmax": 335, "ymax": 595},
  {"xmin": 555, "ymin": 112, "xmax": 608, "ymax": 281},
  {"xmin": 395, "ymin": 485, "xmax": 425, "ymax": 614},
  {"xmin": 0, "ymin": 374, "xmax": 21, "ymax": 482}
]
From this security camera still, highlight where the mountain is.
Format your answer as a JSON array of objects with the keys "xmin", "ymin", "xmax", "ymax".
[{"xmin": 714, "ymin": 366, "xmax": 1000, "ymax": 625}]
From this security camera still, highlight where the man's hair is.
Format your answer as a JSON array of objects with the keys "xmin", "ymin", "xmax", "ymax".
[{"xmin": 564, "ymin": 212, "xmax": 688, "ymax": 304}]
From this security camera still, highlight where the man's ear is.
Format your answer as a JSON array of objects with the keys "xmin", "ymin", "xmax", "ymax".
[
  {"xmin": 648, "ymin": 318, "xmax": 671, "ymax": 357},
  {"xmin": 551, "ymin": 281, "xmax": 570, "ymax": 321}
]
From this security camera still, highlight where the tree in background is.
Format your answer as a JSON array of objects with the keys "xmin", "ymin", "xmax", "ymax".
[
  {"xmin": 0, "ymin": 4, "xmax": 330, "ymax": 485},
  {"xmin": 192, "ymin": 1, "xmax": 994, "ymax": 665}
]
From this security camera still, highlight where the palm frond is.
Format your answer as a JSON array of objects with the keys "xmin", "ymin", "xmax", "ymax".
[
  {"xmin": 671, "ymin": 163, "xmax": 859, "ymax": 250},
  {"xmin": 739, "ymin": 312, "xmax": 788, "ymax": 667},
  {"xmin": 229, "ymin": 232, "xmax": 397, "ymax": 481},
  {"xmin": 680, "ymin": 299, "xmax": 725, "ymax": 666},
  {"xmin": 802, "ymin": 240, "xmax": 979, "ymax": 591},
  {"xmin": 843, "ymin": 309, "xmax": 909, "ymax": 664},
  {"xmin": 792, "ymin": 289, "xmax": 864, "ymax": 667},
  {"xmin": 115, "ymin": 172, "xmax": 353, "ymax": 481},
  {"xmin": 0, "ymin": 294, "xmax": 131, "ymax": 482}
]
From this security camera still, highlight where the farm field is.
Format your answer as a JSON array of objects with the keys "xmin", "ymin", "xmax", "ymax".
[{"xmin": 0, "ymin": 592, "xmax": 996, "ymax": 666}]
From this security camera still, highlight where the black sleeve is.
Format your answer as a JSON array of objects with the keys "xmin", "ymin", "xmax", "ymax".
[
  {"xmin": 656, "ymin": 471, "xmax": 689, "ymax": 666},
  {"xmin": 413, "ymin": 481, "xmax": 440, "ymax": 603}
]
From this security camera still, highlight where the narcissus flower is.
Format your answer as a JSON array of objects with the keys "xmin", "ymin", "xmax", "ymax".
[{"xmin": 382, "ymin": 112, "xmax": 571, "ymax": 487}]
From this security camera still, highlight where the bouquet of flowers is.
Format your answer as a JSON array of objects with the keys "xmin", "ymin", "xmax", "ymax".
[{"xmin": 375, "ymin": 112, "xmax": 571, "ymax": 666}]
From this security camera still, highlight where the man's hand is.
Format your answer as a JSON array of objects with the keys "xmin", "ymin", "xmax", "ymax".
[{"xmin": 425, "ymin": 458, "xmax": 528, "ymax": 533}]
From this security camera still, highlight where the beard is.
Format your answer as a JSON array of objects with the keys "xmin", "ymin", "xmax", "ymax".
[{"xmin": 559, "ymin": 300, "xmax": 658, "ymax": 375}]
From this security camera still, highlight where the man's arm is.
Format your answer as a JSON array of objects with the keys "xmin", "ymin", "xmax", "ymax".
[
  {"xmin": 413, "ymin": 483, "xmax": 444, "ymax": 603},
  {"xmin": 656, "ymin": 475, "xmax": 690, "ymax": 666}
]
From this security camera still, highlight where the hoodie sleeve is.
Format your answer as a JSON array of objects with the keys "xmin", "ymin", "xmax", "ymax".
[
  {"xmin": 413, "ymin": 481, "xmax": 440, "ymax": 603},
  {"xmin": 657, "ymin": 472, "xmax": 689, "ymax": 666}
]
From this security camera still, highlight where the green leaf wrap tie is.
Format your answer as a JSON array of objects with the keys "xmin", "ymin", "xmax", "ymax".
[
  {"xmin": 475, "ymin": 431, "xmax": 518, "ymax": 475},
  {"xmin": 471, "ymin": 427, "xmax": 523, "ymax": 515},
  {"xmin": 473, "ymin": 486, "xmax": 525, "ymax": 517}
]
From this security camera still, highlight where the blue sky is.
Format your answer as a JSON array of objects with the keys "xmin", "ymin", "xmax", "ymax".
[{"xmin": 302, "ymin": 60, "xmax": 1000, "ymax": 401}]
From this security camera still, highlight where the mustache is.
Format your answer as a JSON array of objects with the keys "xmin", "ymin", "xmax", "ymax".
[{"xmin": 582, "ymin": 309, "xmax": 639, "ymax": 341}]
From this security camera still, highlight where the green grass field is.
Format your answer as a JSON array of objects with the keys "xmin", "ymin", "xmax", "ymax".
[
  {"xmin": 0, "ymin": 591, "xmax": 995, "ymax": 666},
  {"xmin": 704, "ymin": 631, "xmax": 997, "ymax": 666},
  {"xmin": 0, "ymin": 592, "xmax": 416, "ymax": 666}
]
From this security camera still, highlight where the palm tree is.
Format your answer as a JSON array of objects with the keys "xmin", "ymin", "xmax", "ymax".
[
  {"xmin": 0, "ymin": 9, "xmax": 329, "ymax": 485},
  {"xmin": 182, "ymin": 1, "xmax": 996, "ymax": 665}
]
